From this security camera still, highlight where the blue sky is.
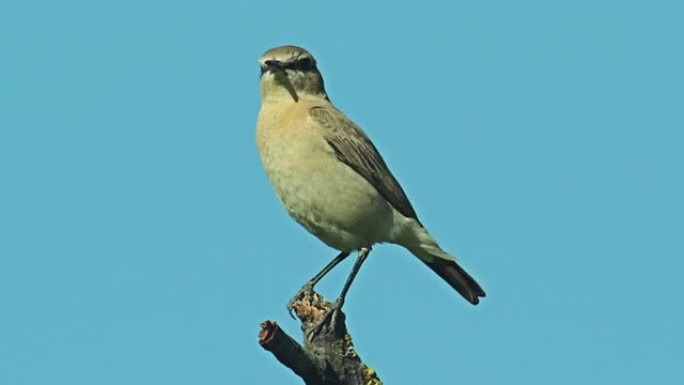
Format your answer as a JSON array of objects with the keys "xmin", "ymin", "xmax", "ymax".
[{"xmin": 1, "ymin": 1, "xmax": 682, "ymax": 384}]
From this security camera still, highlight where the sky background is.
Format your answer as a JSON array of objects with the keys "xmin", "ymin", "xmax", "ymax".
[{"xmin": 1, "ymin": 1, "xmax": 683, "ymax": 384}]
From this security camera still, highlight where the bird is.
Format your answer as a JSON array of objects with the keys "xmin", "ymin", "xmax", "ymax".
[{"xmin": 255, "ymin": 45, "xmax": 485, "ymax": 325}]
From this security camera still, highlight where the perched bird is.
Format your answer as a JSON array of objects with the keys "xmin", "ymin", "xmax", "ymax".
[{"xmin": 256, "ymin": 45, "xmax": 485, "ymax": 322}]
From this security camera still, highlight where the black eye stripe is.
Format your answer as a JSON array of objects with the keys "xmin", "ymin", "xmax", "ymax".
[{"xmin": 283, "ymin": 58, "xmax": 314, "ymax": 72}]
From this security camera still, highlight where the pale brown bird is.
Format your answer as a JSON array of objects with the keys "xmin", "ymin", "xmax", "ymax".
[{"xmin": 256, "ymin": 45, "xmax": 485, "ymax": 324}]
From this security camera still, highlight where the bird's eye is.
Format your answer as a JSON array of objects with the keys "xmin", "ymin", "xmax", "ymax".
[
  {"xmin": 277, "ymin": 57, "xmax": 315, "ymax": 72},
  {"xmin": 283, "ymin": 58, "xmax": 314, "ymax": 72},
  {"xmin": 296, "ymin": 58, "xmax": 313, "ymax": 71}
]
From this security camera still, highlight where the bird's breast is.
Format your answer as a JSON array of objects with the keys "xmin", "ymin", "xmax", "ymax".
[{"xmin": 256, "ymin": 106, "xmax": 394, "ymax": 250}]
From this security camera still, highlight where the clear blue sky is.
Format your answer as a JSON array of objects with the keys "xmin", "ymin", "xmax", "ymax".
[{"xmin": 1, "ymin": 1, "xmax": 682, "ymax": 384}]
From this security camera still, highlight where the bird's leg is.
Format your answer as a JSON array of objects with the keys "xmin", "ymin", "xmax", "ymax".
[
  {"xmin": 308, "ymin": 246, "xmax": 372, "ymax": 340},
  {"xmin": 287, "ymin": 251, "xmax": 350, "ymax": 317},
  {"xmin": 334, "ymin": 246, "xmax": 372, "ymax": 309}
]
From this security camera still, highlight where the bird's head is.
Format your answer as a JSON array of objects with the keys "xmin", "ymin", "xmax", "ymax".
[{"xmin": 259, "ymin": 45, "xmax": 328, "ymax": 103}]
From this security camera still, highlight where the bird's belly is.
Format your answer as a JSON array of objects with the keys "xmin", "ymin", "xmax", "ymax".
[{"xmin": 262, "ymin": 141, "xmax": 394, "ymax": 251}]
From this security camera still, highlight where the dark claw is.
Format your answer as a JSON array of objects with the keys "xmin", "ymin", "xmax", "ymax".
[{"xmin": 286, "ymin": 281, "xmax": 315, "ymax": 319}]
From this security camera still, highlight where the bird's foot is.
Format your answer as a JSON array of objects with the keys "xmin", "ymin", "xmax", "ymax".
[
  {"xmin": 306, "ymin": 297, "xmax": 343, "ymax": 341},
  {"xmin": 286, "ymin": 281, "xmax": 315, "ymax": 319}
]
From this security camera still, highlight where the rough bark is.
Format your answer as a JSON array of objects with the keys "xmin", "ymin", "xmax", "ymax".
[{"xmin": 258, "ymin": 291, "xmax": 382, "ymax": 385}]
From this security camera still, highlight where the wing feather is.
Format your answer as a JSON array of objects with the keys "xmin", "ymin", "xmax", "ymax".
[{"xmin": 309, "ymin": 106, "xmax": 420, "ymax": 223}]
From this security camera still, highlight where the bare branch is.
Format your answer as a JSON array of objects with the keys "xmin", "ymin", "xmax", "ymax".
[{"xmin": 259, "ymin": 291, "xmax": 382, "ymax": 385}]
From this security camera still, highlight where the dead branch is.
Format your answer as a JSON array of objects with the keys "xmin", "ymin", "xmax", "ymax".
[{"xmin": 259, "ymin": 291, "xmax": 382, "ymax": 385}]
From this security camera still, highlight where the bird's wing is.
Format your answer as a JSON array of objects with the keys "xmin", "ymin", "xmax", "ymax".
[{"xmin": 309, "ymin": 105, "xmax": 420, "ymax": 223}]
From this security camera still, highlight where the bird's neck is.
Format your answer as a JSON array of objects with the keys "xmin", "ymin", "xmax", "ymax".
[{"xmin": 261, "ymin": 87, "xmax": 329, "ymax": 105}]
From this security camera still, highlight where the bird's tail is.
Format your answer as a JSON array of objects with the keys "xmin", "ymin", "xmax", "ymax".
[{"xmin": 406, "ymin": 241, "xmax": 486, "ymax": 305}]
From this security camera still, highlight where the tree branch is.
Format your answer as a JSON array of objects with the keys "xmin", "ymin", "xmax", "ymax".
[{"xmin": 259, "ymin": 291, "xmax": 382, "ymax": 385}]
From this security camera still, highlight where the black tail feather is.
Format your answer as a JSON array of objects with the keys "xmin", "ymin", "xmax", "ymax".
[{"xmin": 423, "ymin": 258, "xmax": 486, "ymax": 305}]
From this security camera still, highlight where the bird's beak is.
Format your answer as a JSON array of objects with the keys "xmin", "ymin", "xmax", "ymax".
[
  {"xmin": 263, "ymin": 60, "xmax": 285, "ymax": 73},
  {"xmin": 260, "ymin": 60, "xmax": 299, "ymax": 102}
]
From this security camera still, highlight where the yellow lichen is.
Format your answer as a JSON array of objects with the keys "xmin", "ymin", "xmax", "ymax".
[{"xmin": 363, "ymin": 367, "xmax": 382, "ymax": 385}]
